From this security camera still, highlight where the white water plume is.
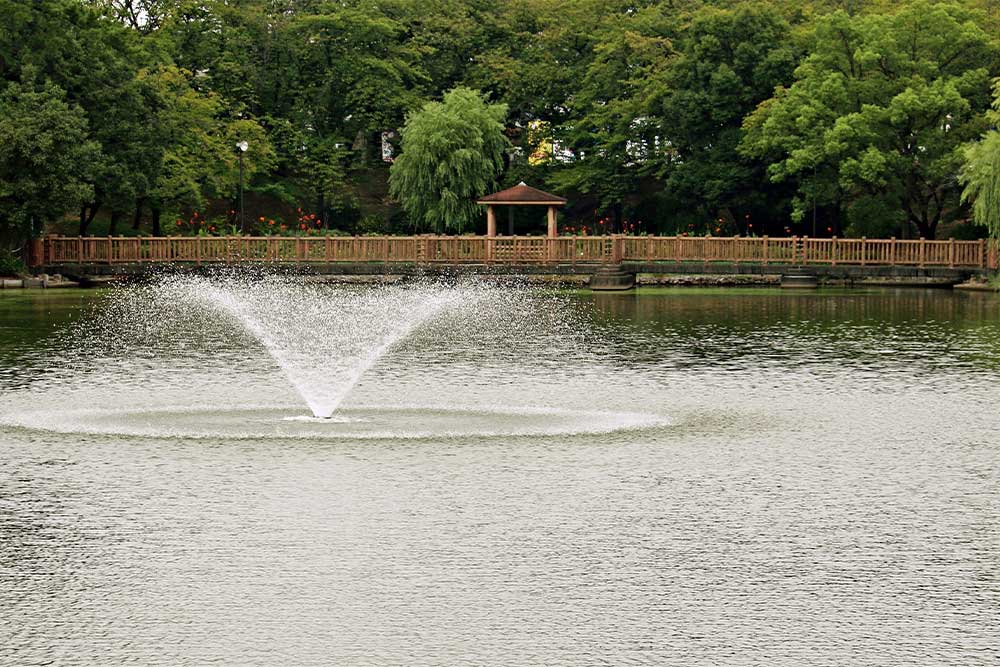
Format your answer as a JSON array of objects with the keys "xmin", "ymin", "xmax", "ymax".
[
  {"xmin": 158, "ymin": 275, "xmax": 469, "ymax": 418},
  {"xmin": 0, "ymin": 274, "xmax": 670, "ymax": 440}
]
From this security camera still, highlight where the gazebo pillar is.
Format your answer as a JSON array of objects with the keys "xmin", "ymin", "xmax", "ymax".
[
  {"xmin": 547, "ymin": 206, "xmax": 558, "ymax": 238},
  {"xmin": 486, "ymin": 205, "xmax": 497, "ymax": 237},
  {"xmin": 485, "ymin": 205, "xmax": 496, "ymax": 262}
]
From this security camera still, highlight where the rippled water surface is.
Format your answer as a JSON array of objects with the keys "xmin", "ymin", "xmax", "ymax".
[{"xmin": 1, "ymin": 284, "xmax": 998, "ymax": 665}]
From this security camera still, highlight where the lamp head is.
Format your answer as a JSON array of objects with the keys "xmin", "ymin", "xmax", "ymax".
[{"xmin": 236, "ymin": 141, "xmax": 249, "ymax": 152}]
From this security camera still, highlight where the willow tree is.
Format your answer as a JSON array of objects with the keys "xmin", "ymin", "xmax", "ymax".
[
  {"xmin": 960, "ymin": 81, "xmax": 1000, "ymax": 238},
  {"xmin": 389, "ymin": 87, "xmax": 509, "ymax": 232}
]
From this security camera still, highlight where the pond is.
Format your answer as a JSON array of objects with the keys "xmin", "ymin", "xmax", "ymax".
[{"xmin": 1, "ymin": 283, "xmax": 998, "ymax": 665}]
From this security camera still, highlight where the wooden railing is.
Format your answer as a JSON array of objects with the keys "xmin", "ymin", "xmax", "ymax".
[
  {"xmin": 619, "ymin": 236, "xmax": 995, "ymax": 268},
  {"xmin": 33, "ymin": 235, "xmax": 997, "ymax": 269}
]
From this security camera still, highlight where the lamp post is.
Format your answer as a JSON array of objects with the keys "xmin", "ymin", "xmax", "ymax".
[{"xmin": 236, "ymin": 140, "xmax": 248, "ymax": 234}]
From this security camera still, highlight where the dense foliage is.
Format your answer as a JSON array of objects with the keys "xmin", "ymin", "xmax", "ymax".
[
  {"xmin": 1, "ymin": 0, "xmax": 999, "ymax": 246},
  {"xmin": 960, "ymin": 81, "xmax": 1000, "ymax": 237},
  {"xmin": 389, "ymin": 88, "xmax": 509, "ymax": 232}
]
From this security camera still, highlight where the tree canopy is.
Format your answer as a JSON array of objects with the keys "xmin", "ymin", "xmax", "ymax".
[
  {"xmin": 741, "ymin": 1, "xmax": 996, "ymax": 239},
  {"xmin": 960, "ymin": 80, "xmax": 1000, "ymax": 237},
  {"xmin": 1, "ymin": 0, "xmax": 999, "ymax": 245},
  {"xmin": 0, "ymin": 76, "xmax": 100, "ymax": 248},
  {"xmin": 389, "ymin": 87, "xmax": 509, "ymax": 232}
]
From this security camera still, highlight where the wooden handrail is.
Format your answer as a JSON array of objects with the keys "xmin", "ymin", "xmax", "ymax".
[{"xmin": 31, "ymin": 234, "xmax": 996, "ymax": 269}]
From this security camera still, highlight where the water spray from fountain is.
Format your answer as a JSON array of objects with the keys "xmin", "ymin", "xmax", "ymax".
[
  {"xmin": 0, "ymin": 272, "xmax": 665, "ymax": 440},
  {"xmin": 165, "ymin": 274, "xmax": 472, "ymax": 418}
]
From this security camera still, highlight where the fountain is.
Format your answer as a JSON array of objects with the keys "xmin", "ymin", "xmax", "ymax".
[
  {"xmin": 0, "ymin": 273, "xmax": 665, "ymax": 440},
  {"xmin": 176, "ymin": 276, "xmax": 467, "ymax": 419}
]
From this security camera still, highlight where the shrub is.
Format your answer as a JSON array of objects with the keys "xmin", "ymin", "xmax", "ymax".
[
  {"xmin": 356, "ymin": 214, "xmax": 387, "ymax": 236},
  {"xmin": 0, "ymin": 249, "xmax": 27, "ymax": 277}
]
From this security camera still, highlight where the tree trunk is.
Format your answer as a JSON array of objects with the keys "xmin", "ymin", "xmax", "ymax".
[
  {"xmin": 108, "ymin": 210, "xmax": 122, "ymax": 236},
  {"xmin": 151, "ymin": 207, "xmax": 161, "ymax": 236},
  {"xmin": 132, "ymin": 201, "xmax": 143, "ymax": 231},
  {"xmin": 911, "ymin": 217, "xmax": 934, "ymax": 239},
  {"xmin": 79, "ymin": 202, "xmax": 100, "ymax": 236},
  {"xmin": 317, "ymin": 192, "xmax": 327, "ymax": 229},
  {"xmin": 910, "ymin": 205, "xmax": 936, "ymax": 239},
  {"xmin": 352, "ymin": 129, "xmax": 368, "ymax": 165}
]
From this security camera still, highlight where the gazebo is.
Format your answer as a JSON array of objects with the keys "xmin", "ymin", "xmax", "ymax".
[{"xmin": 477, "ymin": 182, "xmax": 567, "ymax": 237}]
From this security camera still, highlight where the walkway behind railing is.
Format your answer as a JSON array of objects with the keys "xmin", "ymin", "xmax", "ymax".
[{"xmin": 32, "ymin": 235, "xmax": 998, "ymax": 269}]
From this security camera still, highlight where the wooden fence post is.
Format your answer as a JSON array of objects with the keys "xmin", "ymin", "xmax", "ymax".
[
  {"xmin": 948, "ymin": 238, "xmax": 955, "ymax": 268},
  {"xmin": 860, "ymin": 237, "xmax": 866, "ymax": 267},
  {"xmin": 832, "ymin": 236, "xmax": 838, "ymax": 266},
  {"xmin": 890, "ymin": 237, "xmax": 896, "ymax": 266},
  {"xmin": 762, "ymin": 236, "xmax": 769, "ymax": 265},
  {"xmin": 919, "ymin": 237, "xmax": 926, "ymax": 268},
  {"xmin": 28, "ymin": 238, "xmax": 43, "ymax": 268}
]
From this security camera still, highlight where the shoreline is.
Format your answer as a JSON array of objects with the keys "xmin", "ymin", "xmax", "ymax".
[{"xmin": 2, "ymin": 272, "xmax": 996, "ymax": 293}]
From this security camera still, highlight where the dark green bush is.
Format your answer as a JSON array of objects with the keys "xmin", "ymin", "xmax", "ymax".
[{"xmin": 0, "ymin": 250, "xmax": 27, "ymax": 277}]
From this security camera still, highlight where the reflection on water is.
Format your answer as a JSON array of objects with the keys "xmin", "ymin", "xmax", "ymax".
[{"xmin": 1, "ymin": 286, "xmax": 998, "ymax": 666}]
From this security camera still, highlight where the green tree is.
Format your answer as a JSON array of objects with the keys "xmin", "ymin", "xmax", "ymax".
[
  {"xmin": 88, "ymin": 0, "xmax": 169, "ymax": 34},
  {"xmin": 649, "ymin": 4, "xmax": 800, "ymax": 234},
  {"xmin": 389, "ymin": 87, "xmax": 509, "ymax": 232},
  {"xmin": 139, "ymin": 65, "xmax": 273, "ymax": 234},
  {"xmin": 0, "ymin": 77, "xmax": 100, "ymax": 249},
  {"xmin": 960, "ymin": 80, "xmax": 1000, "ymax": 237},
  {"xmin": 548, "ymin": 5, "xmax": 675, "ymax": 230},
  {"xmin": 741, "ymin": 1, "xmax": 997, "ymax": 238},
  {"xmin": 1, "ymin": 0, "xmax": 154, "ymax": 235}
]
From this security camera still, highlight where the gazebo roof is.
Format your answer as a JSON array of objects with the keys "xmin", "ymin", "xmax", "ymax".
[{"xmin": 476, "ymin": 182, "xmax": 567, "ymax": 206}]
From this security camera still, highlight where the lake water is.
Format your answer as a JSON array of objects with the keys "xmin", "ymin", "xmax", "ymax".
[{"xmin": 1, "ymin": 285, "xmax": 998, "ymax": 665}]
